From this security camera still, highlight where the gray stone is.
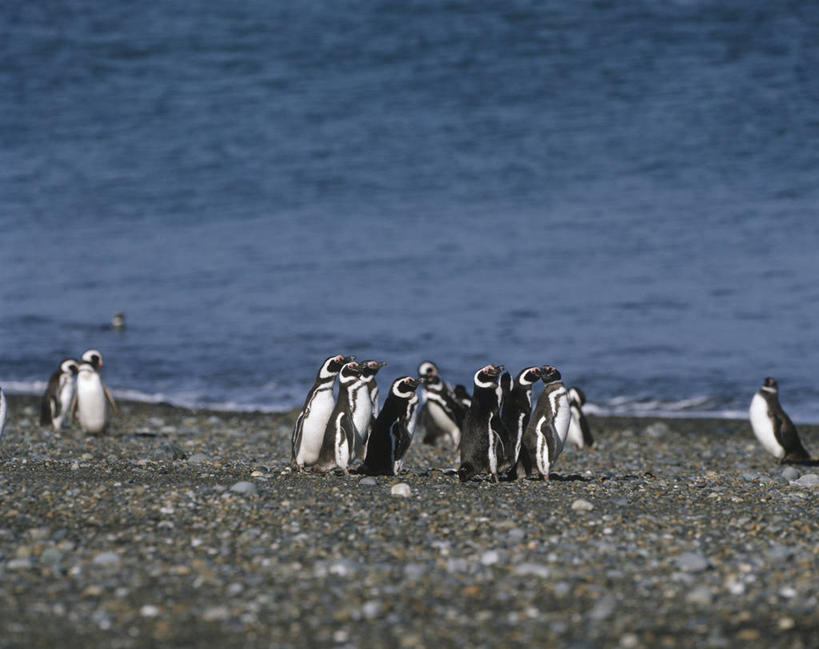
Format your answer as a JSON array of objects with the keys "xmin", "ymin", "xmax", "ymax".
[
  {"xmin": 675, "ymin": 552, "xmax": 709, "ymax": 572},
  {"xmin": 92, "ymin": 552, "xmax": 121, "ymax": 566},
  {"xmin": 643, "ymin": 422, "xmax": 670, "ymax": 437},
  {"xmin": 358, "ymin": 477, "xmax": 377, "ymax": 487},
  {"xmin": 40, "ymin": 548, "xmax": 64, "ymax": 567},
  {"xmin": 686, "ymin": 585, "xmax": 714, "ymax": 605},
  {"xmin": 480, "ymin": 550, "xmax": 500, "ymax": 566},
  {"xmin": 230, "ymin": 481, "xmax": 258, "ymax": 496},
  {"xmin": 790, "ymin": 473, "xmax": 819, "ymax": 487},
  {"xmin": 781, "ymin": 467, "xmax": 800, "ymax": 481},
  {"xmin": 187, "ymin": 453, "xmax": 209, "ymax": 465},
  {"xmin": 514, "ymin": 563, "xmax": 551, "ymax": 578},
  {"xmin": 6, "ymin": 557, "xmax": 33, "ymax": 570},
  {"xmin": 588, "ymin": 595, "xmax": 616, "ymax": 621}
]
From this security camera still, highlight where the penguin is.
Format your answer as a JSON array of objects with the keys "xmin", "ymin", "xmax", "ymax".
[
  {"xmin": 0, "ymin": 387, "xmax": 7, "ymax": 442},
  {"xmin": 291, "ymin": 354, "xmax": 356, "ymax": 471},
  {"xmin": 70, "ymin": 360, "xmax": 118, "ymax": 434},
  {"xmin": 458, "ymin": 364, "xmax": 507, "ymax": 483},
  {"xmin": 513, "ymin": 365, "xmax": 570, "ymax": 482},
  {"xmin": 360, "ymin": 376, "xmax": 420, "ymax": 476},
  {"xmin": 566, "ymin": 386, "xmax": 594, "ymax": 449},
  {"xmin": 40, "ymin": 358, "xmax": 79, "ymax": 432},
  {"xmin": 417, "ymin": 361, "xmax": 467, "ymax": 447},
  {"xmin": 498, "ymin": 366, "xmax": 543, "ymax": 472},
  {"xmin": 453, "ymin": 384, "xmax": 472, "ymax": 409},
  {"xmin": 313, "ymin": 361, "xmax": 363, "ymax": 473},
  {"xmin": 111, "ymin": 312, "xmax": 126, "ymax": 331},
  {"xmin": 82, "ymin": 349, "xmax": 103, "ymax": 370},
  {"xmin": 749, "ymin": 377, "xmax": 811, "ymax": 463},
  {"xmin": 351, "ymin": 360, "xmax": 387, "ymax": 460}
]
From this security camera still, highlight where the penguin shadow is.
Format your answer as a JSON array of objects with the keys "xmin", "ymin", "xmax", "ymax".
[{"xmin": 781, "ymin": 458, "xmax": 819, "ymax": 467}]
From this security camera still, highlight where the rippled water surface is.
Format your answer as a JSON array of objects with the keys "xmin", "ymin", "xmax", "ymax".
[{"xmin": 2, "ymin": 1, "xmax": 818, "ymax": 419}]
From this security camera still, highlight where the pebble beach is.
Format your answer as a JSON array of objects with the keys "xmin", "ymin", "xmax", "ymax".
[{"xmin": 0, "ymin": 393, "xmax": 817, "ymax": 649}]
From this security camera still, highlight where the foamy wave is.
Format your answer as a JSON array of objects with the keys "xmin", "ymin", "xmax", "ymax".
[{"xmin": 584, "ymin": 395, "xmax": 747, "ymax": 420}]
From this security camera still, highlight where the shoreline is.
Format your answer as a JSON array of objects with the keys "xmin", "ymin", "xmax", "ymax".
[{"xmin": 1, "ymin": 393, "xmax": 817, "ymax": 649}]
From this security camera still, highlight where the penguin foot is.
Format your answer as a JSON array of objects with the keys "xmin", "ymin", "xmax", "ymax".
[{"xmin": 491, "ymin": 473, "xmax": 499, "ymax": 484}]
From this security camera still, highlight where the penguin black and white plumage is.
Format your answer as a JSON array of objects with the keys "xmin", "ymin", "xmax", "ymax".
[
  {"xmin": 458, "ymin": 364, "xmax": 507, "ymax": 483},
  {"xmin": 313, "ymin": 361, "xmax": 363, "ymax": 474},
  {"xmin": 453, "ymin": 384, "xmax": 472, "ymax": 409},
  {"xmin": 749, "ymin": 377, "xmax": 811, "ymax": 464},
  {"xmin": 566, "ymin": 386, "xmax": 594, "ymax": 449},
  {"xmin": 498, "ymin": 366, "xmax": 543, "ymax": 472},
  {"xmin": 513, "ymin": 365, "xmax": 570, "ymax": 482},
  {"xmin": 417, "ymin": 361, "xmax": 467, "ymax": 447},
  {"xmin": 351, "ymin": 360, "xmax": 387, "ymax": 460},
  {"xmin": 0, "ymin": 387, "xmax": 7, "ymax": 442},
  {"xmin": 70, "ymin": 360, "xmax": 117, "ymax": 434},
  {"xmin": 40, "ymin": 358, "xmax": 79, "ymax": 432},
  {"xmin": 82, "ymin": 349, "xmax": 104, "ymax": 370},
  {"xmin": 291, "ymin": 354, "xmax": 355, "ymax": 471},
  {"xmin": 360, "ymin": 376, "xmax": 420, "ymax": 476}
]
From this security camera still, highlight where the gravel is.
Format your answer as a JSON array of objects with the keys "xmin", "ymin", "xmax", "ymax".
[{"xmin": 0, "ymin": 394, "xmax": 817, "ymax": 649}]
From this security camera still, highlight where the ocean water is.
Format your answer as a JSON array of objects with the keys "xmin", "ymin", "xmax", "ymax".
[{"xmin": 2, "ymin": 1, "xmax": 819, "ymax": 420}]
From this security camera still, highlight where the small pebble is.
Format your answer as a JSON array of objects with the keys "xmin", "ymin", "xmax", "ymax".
[
  {"xmin": 140, "ymin": 605, "xmax": 160, "ymax": 618},
  {"xmin": 781, "ymin": 467, "xmax": 800, "ymax": 481},
  {"xmin": 358, "ymin": 477, "xmax": 377, "ymax": 487},
  {"xmin": 480, "ymin": 550, "xmax": 500, "ymax": 566},
  {"xmin": 686, "ymin": 585, "xmax": 714, "ymax": 606},
  {"xmin": 390, "ymin": 483, "xmax": 411, "ymax": 497},
  {"xmin": 790, "ymin": 473, "xmax": 819, "ymax": 487},
  {"xmin": 92, "ymin": 552, "xmax": 121, "ymax": 566},
  {"xmin": 675, "ymin": 552, "xmax": 709, "ymax": 573},
  {"xmin": 230, "ymin": 481, "xmax": 258, "ymax": 497},
  {"xmin": 571, "ymin": 498, "xmax": 594, "ymax": 512}
]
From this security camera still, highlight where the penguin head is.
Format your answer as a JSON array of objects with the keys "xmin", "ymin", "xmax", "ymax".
[
  {"xmin": 391, "ymin": 376, "xmax": 420, "ymax": 398},
  {"xmin": 568, "ymin": 386, "xmax": 586, "ymax": 406},
  {"xmin": 473, "ymin": 364, "xmax": 504, "ymax": 389},
  {"xmin": 516, "ymin": 366, "xmax": 542, "ymax": 387},
  {"xmin": 321, "ymin": 354, "xmax": 356, "ymax": 377},
  {"xmin": 338, "ymin": 361, "xmax": 363, "ymax": 385},
  {"xmin": 82, "ymin": 349, "xmax": 103, "ymax": 370},
  {"xmin": 418, "ymin": 361, "xmax": 439, "ymax": 379},
  {"xmin": 360, "ymin": 360, "xmax": 387, "ymax": 378},
  {"xmin": 762, "ymin": 377, "xmax": 778, "ymax": 392},
  {"xmin": 60, "ymin": 359, "xmax": 79, "ymax": 376},
  {"xmin": 539, "ymin": 365, "xmax": 562, "ymax": 384}
]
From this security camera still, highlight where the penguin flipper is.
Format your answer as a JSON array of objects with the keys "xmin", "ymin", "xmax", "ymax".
[
  {"xmin": 579, "ymin": 411, "xmax": 594, "ymax": 447},
  {"xmin": 774, "ymin": 411, "xmax": 810, "ymax": 461},
  {"xmin": 69, "ymin": 392, "xmax": 78, "ymax": 420},
  {"xmin": 104, "ymin": 386, "xmax": 118, "ymax": 414},
  {"xmin": 40, "ymin": 396, "xmax": 53, "ymax": 425}
]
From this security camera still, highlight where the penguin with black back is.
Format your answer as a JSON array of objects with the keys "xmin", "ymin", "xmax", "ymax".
[
  {"xmin": 513, "ymin": 365, "xmax": 570, "ymax": 482},
  {"xmin": 360, "ymin": 376, "xmax": 420, "ymax": 476},
  {"xmin": 749, "ymin": 377, "xmax": 812, "ymax": 464},
  {"xmin": 351, "ymin": 360, "xmax": 387, "ymax": 459},
  {"xmin": 291, "ymin": 354, "xmax": 355, "ymax": 471},
  {"xmin": 417, "ymin": 361, "xmax": 467, "ymax": 447},
  {"xmin": 40, "ymin": 358, "xmax": 79, "ymax": 432},
  {"xmin": 498, "ymin": 366, "xmax": 543, "ymax": 472},
  {"xmin": 566, "ymin": 386, "xmax": 594, "ymax": 449},
  {"xmin": 458, "ymin": 364, "xmax": 507, "ymax": 483},
  {"xmin": 313, "ymin": 361, "xmax": 363, "ymax": 473}
]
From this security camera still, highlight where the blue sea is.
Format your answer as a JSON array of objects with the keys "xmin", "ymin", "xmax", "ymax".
[{"xmin": 2, "ymin": 1, "xmax": 819, "ymax": 421}]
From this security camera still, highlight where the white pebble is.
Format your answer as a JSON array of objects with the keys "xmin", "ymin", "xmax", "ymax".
[
  {"xmin": 390, "ymin": 483, "xmax": 411, "ymax": 497},
  {"xmin": 571, "ymin": 498, "xmax": 594, "ymax": 512},
  {"xmin": 140, "ymin": 605, "xmax": 160, "ymax": 618},
  {"xmin": 480, "ymin": 550, "xmax": 500, "ymax": 566}
]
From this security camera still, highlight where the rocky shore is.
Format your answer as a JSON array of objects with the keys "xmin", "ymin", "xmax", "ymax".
[{"xmin": 0, "ymin": 393, "xmax": 816, "ymax": 648}]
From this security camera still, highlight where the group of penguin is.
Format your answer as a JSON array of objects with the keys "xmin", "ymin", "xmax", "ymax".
[
  {"xmin": 290, "ymin": 355, "xmax": 594, "ymax": 481},
  {"xmin": 0, "ymin": 352, "xmax": 812, "ymax": 474},
  {"xmin": 290, "ymin": 354, "xmax": 816, "ymax": 481},
  {"xmin": 38, "ymin": 349, "xmax": 117, "ymax": 435}
]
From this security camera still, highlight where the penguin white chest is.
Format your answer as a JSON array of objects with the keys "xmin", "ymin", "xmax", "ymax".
[
  {"xmin": 76, "ymin": 373, "xmax": 108, "ymax": 433},
  {"xmin": 56, "ymin": 374, "xmax": 76, "ymax": 427},
  {"xmin": 551, "ymin": 388, "xmax": 571, "ymax": 452},
  {"xmin": 299, "ymin": 388, "xmax": 335, "ymax": 464},
  {"xmin": 566, "ymin": 406, "xmax": 584, "ymax": 448},
  {"xmin": 749, "ymin": 393, "xmax": 784, "ymax": 458}
]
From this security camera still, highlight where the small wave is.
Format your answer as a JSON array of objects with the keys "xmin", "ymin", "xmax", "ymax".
[{"xmin": 584, "ymin": 395, "xmax": 747, "ymax": 420}]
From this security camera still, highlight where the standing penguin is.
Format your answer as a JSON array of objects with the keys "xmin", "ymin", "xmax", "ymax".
[
  {"xmin": 351, "ymin": 360, "xmax": 387, "ymax": 459},
  {"xmin": 0, "ymin": 387, "xmax": 7, "ymax": 442},
  {"xmin": 360, "ymin": 376, "xmax": 420, "ymax": 476},
  {"xmin": 513, "ymin": 365, "xmax": 570, "ymax": 482},
  {"xmin": 498, "ymin": 366, "xmax": 543, "ymax": 472},
  {"xmin": 566, "ymin": 386, "xmax": 594, "ymax": 449},
  {"xmin": 749, "ymin": 377, "xmax": 811, "ymax": 463},
  {"xmin": 458, "ymin": 364, "xmax": 507, "ymax": 483},
  {"xmin": 71, "ymin": 360, "xmax": 118, "ymax": 434},
  {"xmin": 40, "ymin": 358, "xmax": 79, "ymax": 432},
  {"xmin": 313, "ymin": 361, "xmax": 363, "ymax": 473},
  {"xmin": 291, "ymin": 354, "xmax": 356, "ymax": 472},
  {"xmin": 417, "ymin": 361, "xmax": 467, "ymax": 447}
]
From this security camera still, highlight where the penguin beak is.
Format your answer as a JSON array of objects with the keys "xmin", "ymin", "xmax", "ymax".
[
  {"xmin": 407, "ymin": 377, "xmax": 420, "ymax": 388},
  {"xmin": 342, "ymin": 355, "xmax": 356, "ymax": 363}
]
